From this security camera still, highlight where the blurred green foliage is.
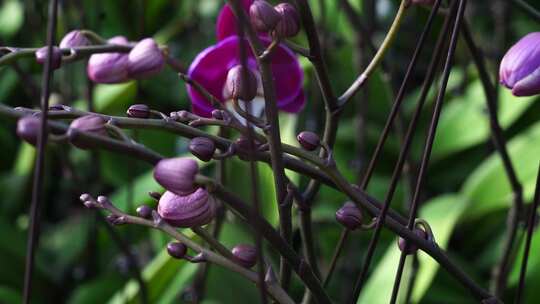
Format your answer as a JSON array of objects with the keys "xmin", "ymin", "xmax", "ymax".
[{"xmin": 0, "ymin": 0, "xmax": 540, "ymax": 303}]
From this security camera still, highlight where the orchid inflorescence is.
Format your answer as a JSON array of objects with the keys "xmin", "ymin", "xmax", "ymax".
[{"xmin": 3, "ymin": 0, "xmax": 540, "ymax": 303}]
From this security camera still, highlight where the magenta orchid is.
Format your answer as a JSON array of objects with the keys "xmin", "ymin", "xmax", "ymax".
[{"xmin": 186, "ymin": 0, "xmax": 305, "ymax": 118}]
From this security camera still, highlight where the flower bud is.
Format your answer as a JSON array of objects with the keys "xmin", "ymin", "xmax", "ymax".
[
  {"xmin": 126, "ymin": 104, "xmax": 150, "ymax": 118},
  {"xmin": 398, "ymin": 228, "xmax": 428, "ymax": 255},
  {"xmin": 16, "ymin": 116, "xmax": 41, "ymax": 145},
  {"xmin": 87, "ymin": 36, "xmax": 130, "ymax": 83},
  {"xmin": 249, "ymin": 0, "xmax": 280, "ymax": 32},
  {"xmin": 224, "ymin": 65, "xmax": 258, "ymax": 101},
  {"xmin": 127, "ymin": 38, "xmax": 164, "ymax": 79},
  {"xmin": 67, "ymin": 115, "xmax": 108, "ymax": 149},
  {"xmin": 136, "ymin": 205, "xmax": 153, "ymax": 219},
  {"xmin": 274, "ymin": 3, "xmax": 300, "ymax": 38},
  {"xmin": 157, "ymin": 189, "xmax": 216, "ymax": 228},
  {"xmin": 35, "ymin": 46, "xmax": 62, "ymax": 70},
  {"xmin": 189, "ymin": 137, "xmax": 216, "ymax": 162},
  {"xmin": 499, "ymin": 32, "xmax": 540, "ymax": 96},
  {"xmin": 335, "ymin": 202, "xmax": 363, "ymax": 230},
  {"xmin": 232, "ymin": 244, "xmax": 257, "ymax": 268},
  {"xmin": 153, "ymin": 157, "xmax": 199, "ymax": 196},
  {"xmin": 167, "ymin": 241, "xmax": 188, "ymax": 259},
  {"xmin": 59, "ymin": 30, "xmax": 90, "ymax": 48},
  {"xmin": 297, "ymin": 131, "xmax": 320, "ymax": 151}
]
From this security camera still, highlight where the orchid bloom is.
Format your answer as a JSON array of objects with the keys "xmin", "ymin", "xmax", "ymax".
[
  {"xmin": 500, "ymin": 32, "xmax": 540, "ymax": 97},
  {"xmin": 186, "ymin": 0, "xmax": 305, "ymax": 118}
]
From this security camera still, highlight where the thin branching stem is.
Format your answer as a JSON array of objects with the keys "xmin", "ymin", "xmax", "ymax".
[
  {"xmin": 515, "ymin": 162, "xmax": 540, "ymax": 304},
  {"xmin": 23, "ymin": 1, "xmax": 58, "ymax": 303}
]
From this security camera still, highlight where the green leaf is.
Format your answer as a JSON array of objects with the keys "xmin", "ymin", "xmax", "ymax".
[
  {"xmin": 68, "ymin": 275, "xmax": 124, "ymax": 304},
  {"xmin": 0, "ymin": 285, "xmax": 21, "ymax": 304},
  {"xmin": 0, "ymin": 1, "xmax": 24, "ymax": 38},
  {"xmin": 359, "ymin": 194, "xmax": 467, "ymax": 303},
  {"xmin": 433, "ymin": 80, "xmax": 535, "ymax": 159},
  {"xmin": 461, "ymin": 121, "xmax": 540, "ymax": 220},
  {"xmin": 73, "ymin": 82, "xmax": 137, "ymax": 115},
  {"xmin": 508, "ymin": 227, "xmax": 540, "ymax": 287}
]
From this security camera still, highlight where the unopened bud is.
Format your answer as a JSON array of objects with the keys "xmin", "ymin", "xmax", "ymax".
[
  {"xmin": 35, "ymin": 46, "xmax": 62, "ymax": 70},
  {"xmin": 297, "ymin": 131, "xmax": 320, "ymax": 151},
  {"xmin": 16, "ymin": 116, "xmax": 41, "ymax": 146},
  {"xmin": 232, "ymin": 244, "xmax": 257, "ymax": 268},
  {"xmin": 136, "ymin": 205, "xmax": 153, "ymax": 219},
  {"xmin": 127, "ymin": 38, "xmax": 164, "ymax": 79},
  {"xmin": 335, "ymin": 202, "xmax": 363, "ymax": 230},
  {"xmin": 189, "ymin": 137, "xmax": 216, "ymax": 162},
  {"xmin": 167, "ymin": 241, "xmax": 188, "ymax": 259},
  {"xmin": 249, "ymin": 0, "xmax": 280, "ymax": 32},
  {"xmin": 224, "ymin": 65, "xmax": 258, "ymax": 101},
  {"xmin": 274, "ymin": 3, "xmax": 300, "ymax": 38},
  {"xmin": 127, "ymin": 104, "xmax": 150, "ymax": 118},
  {"xmin": 398, "ymin": 228, "xmax": 428, "ymax": 255},
  {"xmin": 59, "ymin": 30, "xmax": 90, "ymax": 48}
]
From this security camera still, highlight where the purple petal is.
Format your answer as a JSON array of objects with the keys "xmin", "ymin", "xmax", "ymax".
[
  {"xmin": 512, "ymin": 66, "xmax": 540, "ymax": 96},
  {"xmin": 216, "ymin": 0, "xmax": 254, "ymax": 41},
  {"xmin": 187, "ymin": 36, "xmax": 304, "ymax": 117},
  {"xmin": 87, "ymin": 36, "xmax": 130, "ymax": 83},
  {"xmin": 280, "ymin": 90, "xmax": 306, "ymax": 113},
  {"xmin": 500, "ymin": 32, "xmax": 540, "ymax": 90}
]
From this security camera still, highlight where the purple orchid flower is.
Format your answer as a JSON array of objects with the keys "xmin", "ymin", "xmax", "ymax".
[
  {"xmin": 187, "ymin": 0, "xmax": 305, "ymax": 118},
  {"xmin": 499, "ymin": 32, "xmax": 540, "ymax": 97}
]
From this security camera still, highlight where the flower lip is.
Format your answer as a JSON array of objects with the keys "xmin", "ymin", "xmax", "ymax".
[
  {"xmin": 187, "ymin": 35, "xmax": 304, "ymax": 117},
  {"xmin": 153, "ymin": 157, "xmax": 199, "ymax": 196},
  {"xmin": 127, "ymin": 38, "xmax": 164, "ymax": 79},
  {"xmin": 157, "ymin": 189, "xmax": 216, "ymax": 228},
  {"xmin": 499, "ymin": 32, "xmax": 540, "ymax": 97}
]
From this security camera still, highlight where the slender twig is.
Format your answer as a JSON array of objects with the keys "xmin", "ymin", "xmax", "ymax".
[
  {"xmin": 461, "ymin": 22, "xmax": 525, "ymax": 297},
  {"xmin": 227, "ymin": 0, "xmax": 293, "ymax": 290},
  {"xmin": 235, "ymin": 12, "xmax": 268, "ymax": 304},
  {"xmin": 338, "ymin": 0, "xmax": 409, "ymax": 106},
  {"xmin": 515, "ymin": 162, "xmax": 540, "ymax": 304},
  {"xmin": 0, "ymin": 103, "xmax": 501, "ymax": 300},
  {"xmin": 323, "ymin": 0, "xmax": 445, "ymax": 289},
  {"xmin": 389, "ymin": 1, "xmax": 467, "ymax": 303},
  {"xmin": 512, "ymin": 0, "xmax": 540, "ymax": 22},
  {"xmin": 23, "ymin": 1, "xmax": 58, "ymax": 303},
  {"xmin": 191, "ymin": 226, "xmax": 235, "ymax": 260},
  {"xmin": 81, "ymin": 195, "xmax": 294, "ymax": 304}
]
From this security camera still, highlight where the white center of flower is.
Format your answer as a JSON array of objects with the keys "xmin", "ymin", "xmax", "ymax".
[{"xmin": 225, "ymin": 96, "xmax": 266, "ymax": 126}]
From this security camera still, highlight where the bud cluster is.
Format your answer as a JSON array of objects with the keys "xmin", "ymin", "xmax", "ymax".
[{"xmin": 249, "ymin": 1, "xmax": 301, "ymax": 39}]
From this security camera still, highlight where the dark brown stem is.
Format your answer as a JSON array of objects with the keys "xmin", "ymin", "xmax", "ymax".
[
  {"xmin": 23, "ymin": 1, "xmax": 58, "ymax": 303},
  {"xmin": 461, "ymin": 22, "xmax": 525, "ymax": 297},
  {"xmin": 515, "ymin": 162, "xmax": 540, "ymax": 304}
]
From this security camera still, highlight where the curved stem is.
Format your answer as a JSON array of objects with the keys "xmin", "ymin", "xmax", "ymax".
[{"xmin": 338, "ymin": 0, "xmax": 409, "ymax": 106}]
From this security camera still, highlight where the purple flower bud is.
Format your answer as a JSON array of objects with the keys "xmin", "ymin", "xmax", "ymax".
[
  {"xmin": 167, "ymin": 241, "xmax": 188, "ymax": 259},
  {"xmin": 189, "ymin": 137, "xmax": 216, "ymax": 162},
  {"xmin": 68, "ymin": 115, "xmax": 108, "ymax": 149},
  {"xmin": 274, "ymin": 3, "xmax": 300, "ymax": 38},
  {"xmin": 153, "ymin": 157, "xmax": 199, "ymax": 196},
  {"xmin": 126, "ymin": 104, "xmax": 150, "ymax": 118},
  {"xmin": 232, "ymin": 244, "xmax": 257, "ymax": 268},
  {"xmin": 297, "ymin": 131, "xmax": 320, "ymax": 151},
  {"xmin": 16, "ymin": 116, "xmax": 41, "ymax": 145},
  {"xmin": 249, "ymin": 0, "xmax": 280, "ymax": 32},
  {"xmin": 35, "ymin": 46, "xmax": 62, "ymax": 70},
  {"xmin": 157, "ymin": 189, "xmax": 216, "ymax": 228},
  {"xmin": 136, "ymin": 205, "xmax": 153, "ymax": 219},
  {"xmin": 59, "ymin": 30, "xmax": 90, "ymax": 48},
  {"xmin": 87, "ymin": 36, "xmax": 130, "ymax": 83},
  {"xmin": 398, "ymin": 228, "xmax": 428, "ymax": 255},
  {"xmin": 127, "ymin": 38, "xmax": 164, "ymax": 79},
  {"xmin": 499, "ymin": 32, "xmax": 540, "ymax": 97},
  {"xmin": 224, "ymin": 65, "xmax": 258, "ymax": 101},
  {"xmin": 335, "ymin": 202, "xmax": 363, "ymax": 230},
  {"xmin": 211, "ymin": 109, "xmax": 224, "ymax": 120}
]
